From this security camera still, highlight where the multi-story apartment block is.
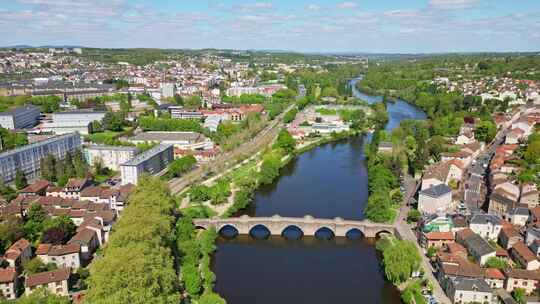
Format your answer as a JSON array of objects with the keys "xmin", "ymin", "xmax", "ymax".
[
  {"xmin": 84, "ymin": 145, "xmax": 139, "ymax": 171},
  {"xmin": 0, "ymin": 133, "xmax": 81, "ymax": 182},
  {"xmin": 120, "ymin": 144, "xmax": 174, "ymax": 185},
  {"xmin": 0, "ymin": 105, "xmax": 41, "ymax": 130},
  {"xmin": 40, "ymin": 111, "xmax": 107, "ymax": 135}
]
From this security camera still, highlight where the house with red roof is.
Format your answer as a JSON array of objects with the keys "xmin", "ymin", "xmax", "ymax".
[
  {"xmin": 0, "ymin": 267, "xmax": 17, "ymax": 300},
  {"xmin": 3, "ymin": 238, "xmax": 32, "ymax": 268}
]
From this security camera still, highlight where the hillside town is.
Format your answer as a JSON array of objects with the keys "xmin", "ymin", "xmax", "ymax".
[
  {"xmin": 2, "ymin": 46, "xmax": 540, "ymax": 304},
  {"xmin": 406, "ymin": 103, "xmax": 540, "ymax": 303}
]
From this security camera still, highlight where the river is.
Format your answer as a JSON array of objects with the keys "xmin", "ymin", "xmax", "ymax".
[{"xmin": 211, "ymin": 78, "xmax": 426, "ymax": 304}]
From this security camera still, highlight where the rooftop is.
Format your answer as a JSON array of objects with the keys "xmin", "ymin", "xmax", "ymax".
[
  {"xmin": 0, "ymin": 104, "xmax": 40, "ymax": 116},
  {"xmin": 420, "ymin": 183, "xmax": 452, "ymax": 198},
  {"xmin": 129, "ymin": 131, "xmax": 205, "ymax": 143},
  {"xmin": 0, "ymin": 133, "xmax": 80, "ymax": 159},
  {"xmin": 120, "ymin": 144, "xmax": 173, "ymax": 167},
  {"xmin": 26, "ymin": 268, "xmax": 71, "ymax": 287}
]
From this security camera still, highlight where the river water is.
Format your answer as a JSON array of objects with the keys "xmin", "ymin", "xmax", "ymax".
[{"xmin": 211, "ymin": 78, "xmax": 426, "ymax": 304}]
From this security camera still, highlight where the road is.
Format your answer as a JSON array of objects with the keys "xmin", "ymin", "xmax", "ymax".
[{"xmin": 395, "ymin": 175, "xmax": 452, "ymax": 304}]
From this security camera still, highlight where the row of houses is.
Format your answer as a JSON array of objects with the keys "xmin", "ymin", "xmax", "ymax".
[
  {"xmin": 0, "ymin": 179, "xmax": 134, "ymax": 300},
  {"xmin": 420, "ymin": 212, "xmax": 540, "ymax": 303}
]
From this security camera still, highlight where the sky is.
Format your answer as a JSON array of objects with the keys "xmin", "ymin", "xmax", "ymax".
[{"xmin": 1, "ymin": 0, "xmax": 539, "ymax": 53}]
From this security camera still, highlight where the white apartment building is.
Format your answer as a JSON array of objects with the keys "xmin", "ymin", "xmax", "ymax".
[
  {"xmin": 160, "ymin": 83, "xmax": 176, "ymax": 98},
  {"xmin": 84, "ymin": 145, "xmax": 139, "ymax": 171},
  {"xmin": 40, "ymin": 111, "xmax": 107, "ymax": 135},
  {"xmin": 0, "ymin": 133, "xmax": 81, "ymax": 182},
  {"xmin": 0, "ymin": 105, "xmax": 41, "ymax": 130},
  {"xmin": 120, "ymin": 144, "xmax": 174, "ymax": 185}
]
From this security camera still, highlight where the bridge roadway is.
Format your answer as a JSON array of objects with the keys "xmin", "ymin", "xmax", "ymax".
[{"xmin": 193, "ymin": 215, "xmax": 396, "ymax": 238}]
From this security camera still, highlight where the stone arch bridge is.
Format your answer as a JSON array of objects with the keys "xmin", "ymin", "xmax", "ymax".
[{"xmin": 193, "ymin": 215, "xmax": 396, "ymax": 238}]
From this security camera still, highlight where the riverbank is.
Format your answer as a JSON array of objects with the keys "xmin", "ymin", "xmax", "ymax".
[{"xmin": 180, "ymin": 129, "xmax": 361, "ymax": 219}]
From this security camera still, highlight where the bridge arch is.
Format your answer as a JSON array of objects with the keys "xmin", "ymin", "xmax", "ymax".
[
  {"xmin": 281, "ymin": 225, "xmax": 303, "ymax": 240},
  {"xmin": 249, "ymin": 224, "xmax": 271, "ymax": 239},
  {"xmin": 218, "ymin": 224, "xmax": 239, "ymax": 238},
  {"xmin": 314, "ymin": 226, "xmax": 335, "ymax": 240},
  {"xmin": 345, "ymin": 228, "xmax": 365, "ymax": 239}
]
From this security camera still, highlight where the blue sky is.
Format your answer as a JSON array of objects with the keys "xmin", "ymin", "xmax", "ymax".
[{"xmin": 1, "ymin": 0, "xmax": 539, "ymax": 53}]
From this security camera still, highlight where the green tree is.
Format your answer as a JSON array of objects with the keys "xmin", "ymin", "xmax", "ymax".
[
  {"xmin": 101, "ymin": 112, "xmax": 124, "ymax": 132},
  {"xmin": 23, "ymin": 258, "xmax": 57, "ymax": 275},
  {"xmin": 474, "ymin": 120, "xmax": 497, "ymax": 143},
  {"xmin": 512, "ymin": 287, "xmax": 526, "ymax": 304},
  {"xmin": 23, "ymin": 203, "xmax": 49, "ymax": 242},
  {"xmin": 274, "ymin": 129, "xmax": 296, "ymax": 154},
  {"xmin": 17, "ymin": 288, "xmax": 70, "ymax": 304},
  {"xmin": 198, "ymin": 292, "xmax": 227, "ymax": 304},
  {"xmin": 168, "ymin": 155, "xmax": 197, "ymax": 178},
  {"xmin": 85, "ymin": 177, "xmax": 180, "ymax": 304},
  {"xmin": 283, "ymin": 108, "xmax": 298, "ymax": 123},
  {"xmin": 72, "ymin": 149, "xmax": 89, "ymax": 178},
  {"xmin": 379, "ymin": 239, "xmax": 422, "ymax": 284},
  {"xmin": 0, "ymin": 216, "xmax": 24, "ymax": 254},
  {"xmin": 485, "ymin": 257, "xmax": 509, "ymax": 270},
  {"xmin": 40, "ymin": 154, "xmax": 56, "ymax": 182},
  {"xmin": 184, "ymin": 95, "xmax": 202, "ymax": 110},
  {"xmin": 525, "ymin": 140, "xmax": 540, "ymax": 164},
  {"xmin": 407, "ymin": 209, "xmax": 422, "ymax": 223},
  {"xmin": 14, "ymin": 168, "xmax": 27, "ymax": 190}
]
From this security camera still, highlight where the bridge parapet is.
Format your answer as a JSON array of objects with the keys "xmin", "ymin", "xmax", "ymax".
[{"xmin": 192, "ymin": 215, "xmax": 395, "ymax": 238}]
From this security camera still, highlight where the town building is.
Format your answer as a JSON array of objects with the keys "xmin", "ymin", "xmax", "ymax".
[
  {"xmin": 25, "ymin": 268, "xmax": 71, "ymax": 297},
  {"xmin": 0, "ymin": 105, "xmax": 41, "ymax": 130},
  {"xmin": 456, "ymin": 229, "xmax": 495, "ymax": 266},
  {"xmin": 160, "ymin": 82, "xmax": 176, "ymax": 98},
  {"xmin": 128, "ymin": 131, "xmax": 214, "ymax": 151},
  {"xmin": 39, "ymin": 111, "xmax": 107, "ymax": 135},
  {"xmin": 469, "ymin": 214, "xmax": 502, "ymax": 241},
  {"xmin": 3, "ymin": 238, "xmax": 32, "ymax": 268},
  {"xmin": 84, "ymin": 145, "xmax": 139, "ymax": 171},
  {"xmin": 36, "ymin": 243, "xmax": 81, "ymax": 269},
  {"xmin": 418, "ymin": 184, "xmax": 453, "ymax": 214},
  {"xmin": 446, "ymin": 277, "xmax": 493, "ymax": 304},
  {"xmin": 504, "ymin": 269, "xmax": 540, "ymax": 295},
  {"xmin": 19, "ymin": 180, "xmax": 50, "ymax": 196},
  {"xmin": 68, "ymin": 227, "xmax": 100, "ymax": 262},
  {"xmin": 421, "ymin": 231, "xmax": 455, "ymax": 249},
  {"xmin": 0, "ymin": 133, "xmax": 81, "ymax": 182},
  {"xmin": 169, "ymin": 107, "xmax": 204, "ymax": 120},
  {"xmin": 0, "ymin": 268, "xmax": 17, "ymax": 300},
  {"xmin": 120, "ymin": 144, "xmax": 174, "ymax": 185},
  {"xmin": 510, "ymin": 242, "xmax": 540, "ymax": 270}
]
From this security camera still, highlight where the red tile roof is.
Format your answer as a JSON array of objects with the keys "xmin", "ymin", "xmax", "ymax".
[
  {"xmin": 20, "ymin": 180, "xmax": 50, "ymax": 194},
  {"xmin": 0, "ymin": 268, "xmax": 16, "ymax": 283},
  {"xmin": 484, "ymin": 268, "xmax": 505, "ymax": 280},
  {"xmin": 26, "ymin": 268, "xmax": 71, "ymax": 287},
  {"xmin": 425, "ymin": 231, "xmax": 455, "ymax": 241},
  {"xmin": 512, "ymin": 242, "xmax": 538, "ymax": 263}
]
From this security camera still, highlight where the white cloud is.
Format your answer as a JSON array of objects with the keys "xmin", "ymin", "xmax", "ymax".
[
  {"xmin": 336, "ymin": 2, "xmax": 359, "ymax": 9},
  {"xmin": 306, "ymin": 4, "xmax": 320, "ymax": 11},
  {"xmin": 428, "ymin": 0, "xmax": 480, "ymax": 10},
  {"xmin": 237, "ymin": 2, "xmax": 273, "ymax": 12}
]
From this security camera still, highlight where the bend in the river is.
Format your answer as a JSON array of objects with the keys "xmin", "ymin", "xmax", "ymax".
[{"xmin": 211, "ymin": 77, "xmax": 427, "ymax": 304}]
